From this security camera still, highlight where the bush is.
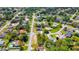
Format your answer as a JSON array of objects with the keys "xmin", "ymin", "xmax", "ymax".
[
  {"xmin": 56, "ymin": 46, "xmax": 70, "ymax": 51},
  {"xmin": 75, "ymin": 42, "xmax": 79, "ymax": 46},
  {"xmin": 45, "ymin": 40, "xmax": 54, "ymax": 48},
  {"xmin": 64, "ymin": 38, "xmax": 73, "ymax": 45},
  {"xmin": 37, "ymin": 33, "xmax": 48, "ymax": 45}
]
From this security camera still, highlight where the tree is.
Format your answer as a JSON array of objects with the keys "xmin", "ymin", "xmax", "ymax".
[
  {"xmin": 37, "ymin": 33, "xmax": 48, "ymax": 45},
  {"xmin": 72, "ymin": 36, "xmax": 79, "ymax": 42},
  {"xmin": 44, "ymin": 29, "xmax": 49, "ymax": 34},
  {"xmin": 45, "ymin": 40, "xmax": 54, "ymax": 48},
  {"xmin": 63, "ymin": 15, "xmax": 70, "ymax": 22},
  {"xmin": 56, "ymin": 39, "xmax": 63, "ymax": 47},
  {"xmin": 25, "ymin": 22, "xmax": 30, "ymax": 32},
  {"xmin": 74, "ymin": 33, "xmax": 79, "ymax": 37},
  {"xmin": 56, "ymin": 46, "xmax": 70, "ymax": 51},
  {"xmin": 64, "ymin": 38, "xmax": 73, "ymax": 45}
]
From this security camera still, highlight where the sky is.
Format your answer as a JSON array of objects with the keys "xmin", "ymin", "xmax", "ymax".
[{"xmin": 0, "ymin": 0, "xmax": 79, "ymax": 7}]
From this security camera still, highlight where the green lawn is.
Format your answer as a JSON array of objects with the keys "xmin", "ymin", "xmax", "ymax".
[
  {"xmin": 50, "ymin": 27, "xmax": 61, "ymax": 33},
  {"xmin": 61, "ymin": 30, "xmax": 67, "ymax": 34},
  {"xmin": 51, "ymin": 34, "xmax": 56, "ymax": 38}
]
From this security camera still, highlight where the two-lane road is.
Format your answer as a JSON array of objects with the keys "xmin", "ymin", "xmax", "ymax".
[{"xmin": 28, "ymin": 13, "xmax": 35, "ymax": 51}]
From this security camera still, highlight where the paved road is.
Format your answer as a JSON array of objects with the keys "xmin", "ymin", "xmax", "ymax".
[
  {"xmin": 28, "ymin": 13, "xmax": 35, "ymax": 51},
  {"xmin": 70, "ymin": 10, "xmax": 78, "ymax": 20},
  {"xmin": 0, "ymin": 11, "xmax": 22, "ymax": 33},
  {"xmin": 50, "ymin": 24, "xmax": 67, "ymax": 35}
]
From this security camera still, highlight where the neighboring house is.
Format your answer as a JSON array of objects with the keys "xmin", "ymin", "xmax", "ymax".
[
  {"xmin": 0, "ymin": 39, "xmax": 4, "ymax": 46},
  {"xmin": 55, "ymin": 17, "xmax": 61, "ymax": 22},
  {"xmin": 52, "ymin": 22, "xmax": 59, "ymax": 27},
  {"xmin": 75, "ymin": 16, "xmax": 79, "ymax": 20},
  {"xmin": 0, "ymin": 34, "xmax": 5, "ymax": 38},
  {"xmin": 66, "ymin": 31, "xmax": 72, "ymax": 37},
  {"xmin": 75, "ymin": 29, "xmax": 79, "ymax": 33},
  {"xmin": 62, "ymin": 21, "xmax": 66, "ymax": 24},
  {"xmin": 19, "ymin": 27, "xmax": 26, "ymax": 34},
  {"xmin": 76, "ymin": 24, "xmax": 79, "ymax": 28}
]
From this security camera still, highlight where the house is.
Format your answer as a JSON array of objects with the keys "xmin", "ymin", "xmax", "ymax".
[
  {"xmin": 11, "ymin": 19, "xmax": 19, "ymax": 23},
  {"xmin": 19, "ymin": 27, "xmax": 26, "ymax": 34},
  {"xmin": 37, "ymin": 44, "xmax": 44, "ymax": 51},
  {"xmin": 75, "ymin": 29, "xmax": 79, "ymax": 33},
  {"xmin": 25, "ymin": 16, "xmax": 29, "ymax": 22},
  {"xmin": 75, "ymin": 16, "xmax": 79, "ymax": 20},
  {"xmin": 62, "ymin": 21, "xmax": 66, "ymax": 24},
  {"xmin": 76, "ymin": 24, "xmax": 79, "ymax": 28},
  {"xmin": 15, "ymin": 17, "xmax": 19, "ymax": 19},
  {"xmin": 0, "ymin": 34, "xmax": 5, "ymax": 38},
  {"xmin": 66, "ymin": 31, "xmax": 72, "ymax": 37},
  {"xmin": 0, "ymin": 39, "xmax": 4, "ymax": 46},
  {"xmin": 44, "ymin": 23, "xmax": 49, "ymax": 27},
  {"xmin": 55, "ymin": 17, "xmax": 61, "ymax": 22},
  {"xmin": 59, "ymin": 34, "xmax": 66, "ymax": 39},
  {"xmin": 9, "ymin": 40, "xmax": 20, "ymax": 51},
  {"xmin": 37, "ymin": 28, "xmax": 42, "ymax": 31},
  {"xmin": 52, "ymin": 22, "xmax": 59, "ymax": 27}
]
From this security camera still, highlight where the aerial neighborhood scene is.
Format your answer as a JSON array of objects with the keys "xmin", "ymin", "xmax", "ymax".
[{"xmin": 0, "ymin": 7, "xmax": 79, "ymax": 51}]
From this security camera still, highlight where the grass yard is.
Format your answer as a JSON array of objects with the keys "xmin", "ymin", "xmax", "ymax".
[
  {"xmin": 50, "ymin": 27, "xmax": 61, "ymax": 33},
  {"xmin": 51, "ymin": 34, "xmax": 56, "ymax": 38},
  {"xmin": 61, "ymin": 30, "xmax": 67, "ymax": 34}
]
